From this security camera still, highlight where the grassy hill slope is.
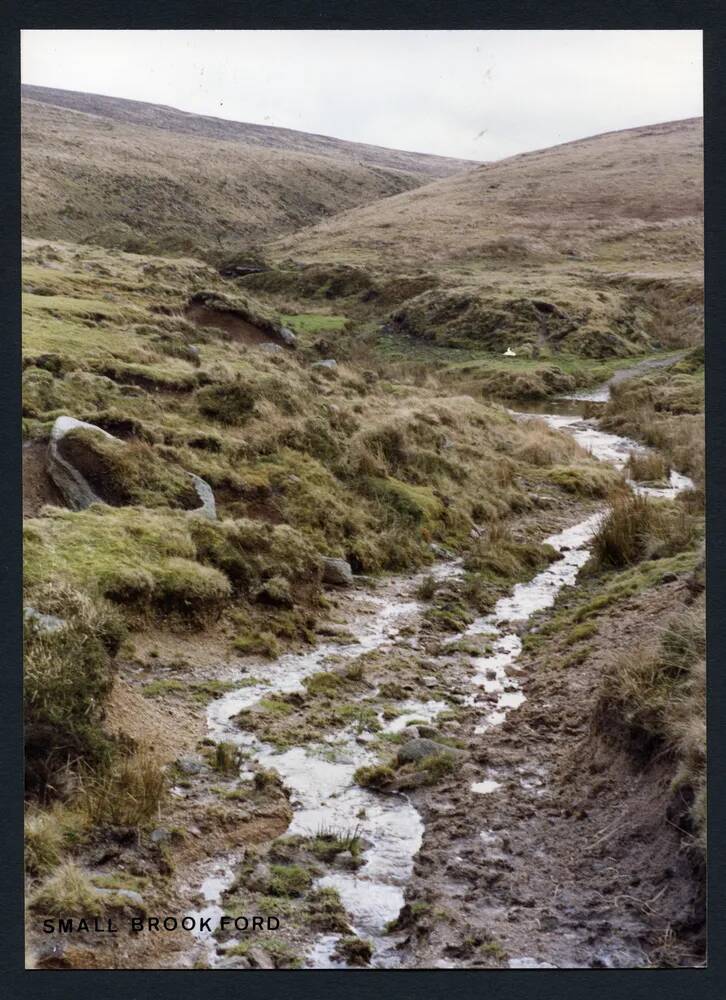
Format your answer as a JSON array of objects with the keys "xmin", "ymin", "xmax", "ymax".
[{"xmin": 21, "ymin": 91, "xmax": 474, "ymax": 258}]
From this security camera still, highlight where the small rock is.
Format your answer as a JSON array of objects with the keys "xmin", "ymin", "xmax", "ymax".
[
  {"xmin": 334, "ymin": 850, "xmax": 359, "ymax": 870},
  {"xmin": 259, "ymin": 342, "xmax": 284, "ymax": 353},
  {"xmin": 311, "ymin": 359, "xmax": 337, "ymax": 370},
  {"xmin": 322, "ymin": 557, "xmax": 354, "ymax": 587},
  {"xmin": 247, "ymin": 946, "xmax": 275, "ymax": 969},
  {"xmin": 24, "ymin": 606, "xmax": 66, "ymax": 633},
  {"xmin": 422, "ymin": 675, "xmax": 439, "ymax": 689},
  {"xmin": 277, "ymin": 326, "xmax": 297, "ymax": 347},
  {"xmin": 245, "ymin": 863, "xmax": 272, "ymax": 893},
  {"xmin": 176, "ymin": 754, "xmax": 205, "ymax": 775},
  {"xmin": 417, "ymin": 725, "xmax": 441, "ymax": 740},
  {"xmin": 34, "ymin": 940, "xmax": 68, "ymax": 968},
  {"xmin": 96, "ymin": 887, "xmax": 145, "ymax": 909},
  {"xmin": 216, "ymin": 955, "xmax": 252, "ymax": 969},
  {"xmin": 397, "ymin": 738, "xmax": 458, "ymax": 765},
  {"xmin": 187, "ymin": 472, "xmax": 217, "ymax": 520},
  {"xmin": 150, "ymin": 828, "xmax": 170, "ymax": 845},
  {"xmin": 430, "ymin": 543, "xmax": 455, "ymax": 559}
]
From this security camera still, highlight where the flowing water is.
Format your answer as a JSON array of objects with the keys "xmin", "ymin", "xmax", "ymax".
[{"xmin": 186, "ymin": 366, "xmax": 694, "ymax": 969}]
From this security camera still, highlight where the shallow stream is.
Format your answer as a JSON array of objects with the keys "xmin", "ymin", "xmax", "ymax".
[{"xmin": 187, "ymin": 364, "xmax": 693, "ymax": 968}]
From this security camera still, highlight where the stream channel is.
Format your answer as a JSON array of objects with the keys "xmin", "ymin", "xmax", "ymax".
[{"xmin": 184, "ymin": 361, "xmax": 693, "ymax": 969}]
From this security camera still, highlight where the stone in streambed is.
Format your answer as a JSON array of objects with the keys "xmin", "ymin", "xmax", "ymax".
[
  {"xmin": 397, "ymin": 738, "xmax": 460, "ymax": 765},
  {"xmin": 322, "ymin": 557, "xmax": 354, "ymax": 587}
]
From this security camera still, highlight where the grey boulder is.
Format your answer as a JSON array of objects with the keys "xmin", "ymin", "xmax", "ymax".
[
  {"xmin": 277, "ymin": 326, "xmax": 297, "ymax": 347},
  {"xmin": 47, "ymin": 415, "xmax": 216, "ymax": 519},
  {"xmin": 24, "ymin": 606, "xmax": 66, "ymax": 634},
  {"xmin": 322, "ymin": 557, "xmax": 354, "ymax": 587},
  {"xmin": 47, "ymin": 415, "xmax": 116, "ymax": 510},
  {"xmin": 396, "ymin": 738, "xmax": 458, "ymax": 765}
]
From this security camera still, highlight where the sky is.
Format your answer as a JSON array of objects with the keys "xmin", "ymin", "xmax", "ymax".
[{"xmin": 21, "ymin": 30, "xmax": 703, "ymax": 162}]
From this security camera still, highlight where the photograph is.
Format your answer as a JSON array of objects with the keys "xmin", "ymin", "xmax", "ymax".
[{"xmin": 20, "ymin": 28, "xmax": 705, "ymax": 971}]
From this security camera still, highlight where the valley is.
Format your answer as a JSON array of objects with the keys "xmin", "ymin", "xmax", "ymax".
[{"xmin": 21, "ymin": 87, "xmax": 704, "ymax": 971}]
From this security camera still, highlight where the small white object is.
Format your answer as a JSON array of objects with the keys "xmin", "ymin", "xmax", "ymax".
[{"xmin": 503, "ymin": 347, "xmax": 517, "ymax": 357}]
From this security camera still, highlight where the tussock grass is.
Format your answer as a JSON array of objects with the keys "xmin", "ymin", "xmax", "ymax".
[
  {"xmin": 595, "ymin": 602, "xmax": 705, "ymax": 845},
  {"xmin": 24, "ymin": 584, "xmax": 124, "ymax": 794},
  {"xmin": 80, "ymin": 749, "xmax": 167, "ymax": 827},
  {"xmin": 354, "ymin": 763, "xmax": 396, "ymax": 789},
  {"xmin": 267, "ymin": 864, "xmax": 313, "ymax": 898},
  {"xmin": 31, "ymin": 863, "xmax": 103, "ymax": 917},
  {"xmin": 24, "ymin": 808, "xmax": 64, "ymax": 875},
  {"xmin": 626, "ymin": 450, "xmax": 670, "ymax": 485},
  {"xmin": 463, "ymin": 522, "xmax": 557, "ymax": 582},
  {"xmin": 57, "ymin": 428, "xmax": 199, "ymax": 508},
  {"xmin": 589, "ymin": 494, "xmax": 696, "ymax": 570}
]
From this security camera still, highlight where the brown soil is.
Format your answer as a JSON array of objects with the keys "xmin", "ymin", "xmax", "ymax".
[
  {"xmin": 103, "ymin": 679, "xmax": 203, "ymax": 763},
  {"xmin": 185, "ymin": 302, "xmax": 284, "ymax": 348},
  {"xmin": 23, "ymin": 440, "xmax": 65, "ymax": 517},
  {"xmin": 399, "ymin": 577, "xmax": 705, "ymax": 968}
]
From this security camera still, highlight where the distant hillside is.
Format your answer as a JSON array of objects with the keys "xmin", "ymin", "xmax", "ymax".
[
  {"xmin": 21, "ymin": 87, "xmax": 476, "ymax": 257},
  {"xmin": 258, "ymin": 118, "xmax": 703, "ymax": 359},
  {"xmin": 271, "ymin": 117, "xmax": 703, "ymax": 270}
]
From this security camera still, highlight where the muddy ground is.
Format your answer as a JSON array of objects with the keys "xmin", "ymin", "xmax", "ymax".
[{"xmin": 400, "ymin": 577, "xmax": 705, "ymax": 969}]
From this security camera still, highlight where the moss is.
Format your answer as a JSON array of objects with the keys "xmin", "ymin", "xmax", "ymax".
[
  {"xmin": 24, "ymin": 506, "xmax": 232, "ymax": 625},
  {"xmin": 413, "ymin": 751, "xmax": 458, "ymax": 784},
  {"xmin": 306, "ymin": 886, "xmax": 351, "ymax": 933},
  {"xmin": 354, "ymin": 763, "xmax": 395, "ymax": 788},
  {"xmin": 227, "ymin": 935, "xmax": 302, "ymax": 968},
  {"xmin": 280, "ymin": 313, "xmax": 348, "ymax": 335},
  {"xmin": 255, "ymin": 575, "xmax": 294, "ymax": 608},
  {"xmin": 565, "ymin": 621, "xmax": 598, "ymax": 646},
  {"xmin": 142, "ymin": 678, "xmax": 187, "ymax": 698},
  {"xmin": 233, "ymin": 631, "xmax": 281, "ymax": 659},
  {"xmin": 548, "ymin": 464, "xmax": 623, "ymax": 498},
  {"xmin": 463, "ymin": 529, "xmax": 557, "ymax": 583},
  {"xmin": 267, "ymin": 864, "xmax": 313, "ymax": 897},
  {"xmin": 309, "ymin": 827, "xmax": 362, "ymax": 861},
  {"xmin": 365, "ymin": 475, "xmax": 443, "ymax": 523},
  {"xmin": 142, "ymin": 678, "xmax": 241, "ymax": 702},
  {"xmin": 92, "ymin": 872, "xmax": 149, "ymax": 893},
  {"xmin": 304, "ymin": 672, "xmax": 343, "ymax": 696}
]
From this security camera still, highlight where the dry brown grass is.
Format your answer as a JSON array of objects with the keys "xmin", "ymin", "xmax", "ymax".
[
  {"xmin": 80, "ymin": 749, "xmax": 167, "ymax": 827},
  {"xmin": 626, "ymin": 450, "xmax": 670, "ymax": 484},
  {"xmin": 589, "ymin": 493, "xmax": 696, "ymax": 570},
  {"xmin": 31, "ymin": 862, "xmax": 103, "ymax": 917},
  {"xmin": 21, "ymin": 92, "xmax": 469, "ymax": 257},
  {"xmin": 602, "ymin": 355, "xmax": 704, "ymax": 485},
  {"xmin": 272, "ymin": 118, "xmax": 702, "ymax": 273},
  {"xmin": 595, "ymin": 601, "xmax": 705, "ymax": 845}
]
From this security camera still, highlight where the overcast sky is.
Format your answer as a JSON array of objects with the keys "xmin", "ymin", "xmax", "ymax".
[{"xmin": 21, "ymin": 30, "xmax": 702, "ymax": 161}]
